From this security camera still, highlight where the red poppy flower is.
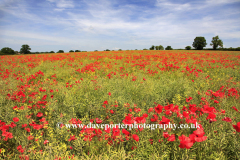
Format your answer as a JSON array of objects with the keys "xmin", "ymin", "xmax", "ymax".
[
  {"xmin": 154, "ymin": 104, "xmax": 163, "ymax": 114},
  {"xmin": 132, "ymin": 134, "xmax": 139, "ymax": 142},
  {"xmin": 95, "ymin": 118, "xmax": 102, "ymax": 124},
  {"xmin": 186, "ymin": 97, "xmax": 192, "ymax": 102},
  {"xmin": 167, "ymin": 134, "xmax": 175, "ymax": 141},
  {"xmin": 36, "ymin": 112, "xmax": 43, "ymax": 117},
  {"xmin": 222, "ymin": 117, "xmax": 232, "ymax": 122},
  {"xmin": 179, "ymin": 135, "xmax": 193, "ymax": 149},
  {"xmin": 122, "ymin": 129, "xmax": 130, "ymax": 136},
  {"xmin": 68, "ymin": 135, "xmax": 77, "ymax": 141},
  {"xmin": 13, "ymin": 117, "xmax": 19, "ymax": 122},
  {"xmin": 233, "ymin": 122, "xmax": 240, "ymax": 132}
]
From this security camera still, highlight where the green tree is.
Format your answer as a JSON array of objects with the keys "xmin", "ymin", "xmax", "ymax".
[
  {"xmin": 155, "ymin": 46, "xmax": 159, "ymax": 50},
  {"xmin": 159, "ymin": 45, "xmax": 164, "ymax": 50},
  {"xmin": 49, "ymin": 51, "xmax": 55, "ymax": 53},
  {"xmin": 57, "ymin": 50, "xmax": 64, "ymax": 53},
  {"xmin": 192, "ymin": 37, "xmax": 207, "ymax": 50},
  {"xmin": 210, "ymin": 35, "xmax": 223, "ymax": 50},
  {"xmin": 69, "ymin": 50, "xmax": 74, "ymax": 52},
  {"xmin": 0, "ymin": 47, "xmax": 15, "ymax": 55},
  {"xmin": 105, "ymin": 49, "xmax": 110, "ymax": 51},
  {"xmin": 20, "ymin": 44, "xmax": 31, "ymax": 54},
  {"xmin": 149, "ymin": 45, "xmax": 155, "ymax": 50},
  {"xmin": 165, "ymin": 46, "xmax": 173, "ymax": 50},
  {"xmin": 185, "ymin": 46, "xmax": 191, "ymax": 50},
  {"xmin": 118, "ymin": 49, "xmax": 122, "ymax": 51},
  {"xmin": 75, "ymin": 50, "xmax": 81, "ymax": 52}
]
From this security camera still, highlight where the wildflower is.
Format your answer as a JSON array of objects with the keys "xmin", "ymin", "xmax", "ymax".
[
  {"xmin": 222, "ymin": 117, "xmax": 232, "ymax": 122},
  {"xmin": 13, "ymin": 117, "xmax": 19, "ymax": 122},
  {"xmin": 132, "ymin": 134, "xmax": 139, "ymax": 142},
  {"xmin": 233, "ymin": 122, "xmax": 240, "ymax": 132}
]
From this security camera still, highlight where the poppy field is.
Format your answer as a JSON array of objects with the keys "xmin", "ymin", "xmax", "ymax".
[{"xmin": 0, "ymin": 50, "xmax": 240, "ymax": 159}]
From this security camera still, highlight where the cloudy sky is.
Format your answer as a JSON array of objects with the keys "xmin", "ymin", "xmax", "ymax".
[{"xmin": 0, "ymin": 0, "xmax": 240, "ymax": 52}]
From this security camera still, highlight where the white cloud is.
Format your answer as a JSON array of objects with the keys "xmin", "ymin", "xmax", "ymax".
[
  {"xmin": 47, "ymin": 0, "xmax": 74, "ymax": 11},
  {"xmin": 155, "ymin": 0, "xmax": 191, "ymax": 11}
]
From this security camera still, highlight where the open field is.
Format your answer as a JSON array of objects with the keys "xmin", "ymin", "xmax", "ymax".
[{"xmin": 0, "ymin": 50, "xmax": 240, "ymax": 159}]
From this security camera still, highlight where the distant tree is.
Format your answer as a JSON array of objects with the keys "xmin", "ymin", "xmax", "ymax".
[
  {"xmin": 57, "ymin": 50, "xmax": 64, "ymax": 53},
  {"xmin": 69, "ymin": 50, "xmax": 74, "ymax": 52},
  {"xmin": 135, "ymin": 49, "xmax": 138, "ymax": 50},
  {"xmin": 185, "ymin": 46, "xmax": 191, "ymax": 50},
  {"xmin": 155, "ymin": 46, "xmax": 159, "ymax": 50},
  {"xmin": 75, "ymin": 50, "xmax": 81, "ymax": 52},
  {"xmin": 20, "ymin": 44, "xmax": 31, "ymax": 54},
  {"xmin": 94, "ymin": 50, "xmax": 98, "ymax": 52},
  {"xmin": 236, "ymin": 47, "xmax": 240, "ymax": 51},
  {"xmin": 105, "ymin": 49, "xmax": 110, "ymax": 51},
  {"xmin": 45, "ymin": 51, "xmax": 49, "ymax": 53},
  {"xmin": 210, "ymin": 35, "xmax": 223, "ymax": 50},
  {"xmin": 149, "ymin": 45, "xmax": 155, "ymax": 50},
  {"xmin": 159, "ymin": 45, "xmax": 164, "ymax": 50},
  {"xmin": 165, "ymin": 46, "xmax": 173, "ymax": 50},
  {"xmin": 49, "ymin": 51, "xmax": 55, "ymax": 53},
  {"xmin": 192, "ymin": 37, "xmax": 207, "ymax": 50},
  {"xmin": 118, "ymin": 49, "xmax": 122, "ymax": 51},
  {"xmin": 0, "ymin": 47, "xmax": 15, "ymax": 55},
  {"xmin": 143, "ymin": 48, "xmax": 148, "ymax": 50},
  {"xmin": 36, "ymin": 52, "xmax": 39, "ymax": 54}
]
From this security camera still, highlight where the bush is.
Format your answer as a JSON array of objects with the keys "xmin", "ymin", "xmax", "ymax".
[
  {"xmin": 185, "ymin": 46, "xmax": 191, "ymax": 50},
  {"xmin": 49, "ymin": 51, "xmax": 55, "ymax": 53},
  {"xmin": 75, "ymin": 50, "xmax": 81, "ymax": 52},
  {"xmin": 69, "ymin": 50, "xmax": 74, "ymax": 52},
  {"xmin": 118, "ymin": 49, "xmax": 122, "ymax": 51},
  {"xmin": 105, "ymin": 49, "xmax": 110, "ymax": 51}
]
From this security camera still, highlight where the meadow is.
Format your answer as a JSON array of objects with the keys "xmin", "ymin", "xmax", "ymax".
[{"xmin": 0, "ymin": 50, "xmax": 240, "ymax": 159}]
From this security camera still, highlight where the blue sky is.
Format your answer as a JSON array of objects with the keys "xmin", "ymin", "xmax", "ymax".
[{"xmin": 0, "ymin": 0, "xmax": 240, "ymax": 52}]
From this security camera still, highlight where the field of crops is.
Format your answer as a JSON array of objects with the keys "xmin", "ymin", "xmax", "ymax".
[{"xmin": 0, "ymin": 50, "xmax": 240, "ymax": 159}]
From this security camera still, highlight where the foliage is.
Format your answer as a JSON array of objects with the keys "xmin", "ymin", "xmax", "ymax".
[
  {"xmin": 20, "ymin": 44, "xmax": 31, "ymax": 54},
  {"xmin": 57, "ymin": 50, "xmax": 64, "ymax": 53},
  {"xmin": 210, "ymin": 36, "xmax": 223, "ymax": 50},
  {"xmin": 192, "ymin": 37, "xmax": 207, "ymax": 50},
  {"xmin": 75, "ymin": 50, "xmax": 81, "ymax": 52},
  {"xmin": 185, "ymin": 46, "xmax": 191, "ymax": 50},
  {"xmin": 0, "ymin": 47, "xmax": 15, "ymax": 55},
  {"xmin": 149, "ymin": 45, "xmax": 155, "ymax": 50},
  {"xmin": 69, "ymin": 50, "xmax": 74, "ymax": 52},
  {"xmin": 159, "ymin": 45, "xmax": 164, "ymax": 50},
  {"xmin": 165, "ymin": 46, "xmax": 173, "ymax": 50}
]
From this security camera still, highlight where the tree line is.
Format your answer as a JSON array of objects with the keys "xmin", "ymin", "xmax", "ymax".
[{"xmin": 1, "ymin": 35, "xmax": 240, "ymax": 55}]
